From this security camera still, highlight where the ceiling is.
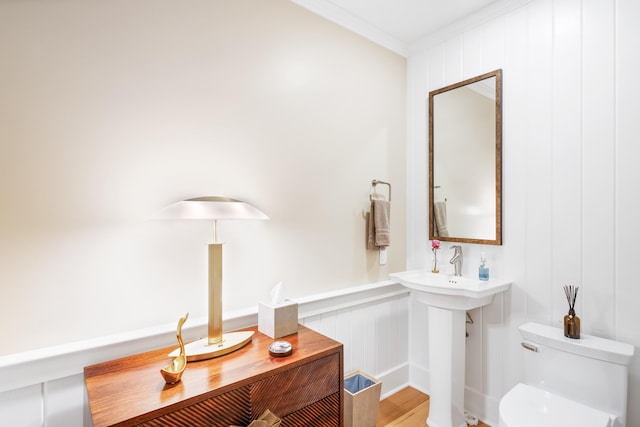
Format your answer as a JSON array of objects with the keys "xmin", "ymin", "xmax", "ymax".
[{"xmin": 293, "ymin": 0, "xmax": 525, "ymax": 55}]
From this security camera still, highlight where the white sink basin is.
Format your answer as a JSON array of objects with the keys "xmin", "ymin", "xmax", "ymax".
[{"xmin": 390, "ymin": 270, "xmax": 511, "ymax": 310}]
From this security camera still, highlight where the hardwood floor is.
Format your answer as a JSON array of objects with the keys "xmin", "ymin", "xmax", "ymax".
[{"xmin": 376, "ymin": 387, "xmax": 491, "ymax": 427}]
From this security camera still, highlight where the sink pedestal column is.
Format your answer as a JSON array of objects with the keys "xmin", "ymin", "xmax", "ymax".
[{"xmin": 427, "ymin": 306, "xmax": 466, "ymax": 427}]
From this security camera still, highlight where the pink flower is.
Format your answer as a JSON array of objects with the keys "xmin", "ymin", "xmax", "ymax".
[{"xmin": 432, "ymin": 239, "xmax": 440, "ymax": 250}]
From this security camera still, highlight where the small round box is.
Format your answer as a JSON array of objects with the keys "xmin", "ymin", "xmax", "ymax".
[{"xmin": 268, "ymin": 341, "xmax": 292, "ymax": 357}]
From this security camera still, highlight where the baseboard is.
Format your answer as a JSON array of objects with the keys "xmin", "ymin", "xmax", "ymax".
[
  {"xmin": 376, "ymin": 362, "xmax": 410, "ymax": 399},
  {"xmin": 407, "ymin": 363, "xmax": 499, "ymax": 427},
  {"xmin": 408, "ymin": 362, "xmax": 431, "ymax": 395},
  {"xmin": 465, "ymin": 385, "xmax": 499, "ymax": 427}
]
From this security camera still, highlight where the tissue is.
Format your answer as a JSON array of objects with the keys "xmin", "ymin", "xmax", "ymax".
[
  {"xmin": 258, "ymin": 282, "xmax": 298, "ymax": 339},
  {"xmin": 270, "ymin": 282, "xmax": 284, "ymax": 305}
]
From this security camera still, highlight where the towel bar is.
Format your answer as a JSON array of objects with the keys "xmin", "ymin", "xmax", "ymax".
[{"xmin": 371, "ymin": 179, "xmax": 391, "ymax": 201}]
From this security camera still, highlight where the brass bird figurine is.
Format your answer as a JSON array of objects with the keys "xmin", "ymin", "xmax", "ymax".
[{"xmin": 161, "ymin": 313, "xmax": 189, "ymax": 384}]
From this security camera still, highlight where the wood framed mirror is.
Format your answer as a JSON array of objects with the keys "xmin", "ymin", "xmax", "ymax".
[{"xmin": 429, "ymin": 69, "xmax": 502, "ymax": 245}]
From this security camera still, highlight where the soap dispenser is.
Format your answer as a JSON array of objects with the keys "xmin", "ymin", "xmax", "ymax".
[{"xmin": 479, "ymin": 253, "xmax": 489, "ymax": 281}]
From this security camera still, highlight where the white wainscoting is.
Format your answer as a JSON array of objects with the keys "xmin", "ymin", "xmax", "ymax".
[{"xmin": 0, "ymin": 281, "xmax": 411, "ymax": 427}]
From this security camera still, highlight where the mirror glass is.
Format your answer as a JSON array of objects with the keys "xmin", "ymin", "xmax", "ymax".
[{"xmin": 429, "ymin": 69, "xmax": 502, "ymax": 245}]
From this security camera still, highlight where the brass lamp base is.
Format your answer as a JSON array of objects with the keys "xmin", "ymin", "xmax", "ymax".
[{"xmin": 169, "ymin": 330, "xmax": 254, "ymax": 362}]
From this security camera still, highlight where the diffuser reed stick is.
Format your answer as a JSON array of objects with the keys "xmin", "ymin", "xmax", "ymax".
[
  {"xmin": 563, "ymin": 285, "xmax": 579, "ymax": 310},
  {"xmin": 563, "ymin": 285, "xmax": 580, "ymax": 339}
]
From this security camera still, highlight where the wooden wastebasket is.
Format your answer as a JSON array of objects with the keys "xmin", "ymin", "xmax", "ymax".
[{"xmin": 344, "ymin": 370, "xmax": 382, "ymax": 427}]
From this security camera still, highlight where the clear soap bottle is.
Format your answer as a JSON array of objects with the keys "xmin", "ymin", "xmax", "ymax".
[{"xmin": 479, "ymin": 253, "xmax": 489, "ymax": 281}]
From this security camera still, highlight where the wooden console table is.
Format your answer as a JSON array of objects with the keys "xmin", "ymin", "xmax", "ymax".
[{"xmin": 84, "ymin": 325, "xmax": 343, "ymax": 427}]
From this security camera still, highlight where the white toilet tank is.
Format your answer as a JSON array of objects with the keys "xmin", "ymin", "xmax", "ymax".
[{"xmin": 519, "ymin": 322, "xmax": 634, "ymax": 426}]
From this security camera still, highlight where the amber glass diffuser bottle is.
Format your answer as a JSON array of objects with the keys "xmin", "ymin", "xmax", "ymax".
[{"xmin": 563, "ymin": 285, "xmax": 580, "ymax": 339}]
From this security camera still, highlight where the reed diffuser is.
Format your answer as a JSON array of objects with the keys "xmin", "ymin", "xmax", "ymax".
[{"xmin": 563, "ymin": 285, "xmax": 580, "ymax": 339}]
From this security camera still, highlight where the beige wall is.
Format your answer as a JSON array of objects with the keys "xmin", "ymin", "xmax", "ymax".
[{"xmin": 0, "ymin": 0, "xmax": 406, "ymax": 355}]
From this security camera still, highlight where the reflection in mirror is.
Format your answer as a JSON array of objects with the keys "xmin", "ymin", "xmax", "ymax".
[{"xmin": 429, "ymin": 69, "xmax": 502, "ymax": 245}]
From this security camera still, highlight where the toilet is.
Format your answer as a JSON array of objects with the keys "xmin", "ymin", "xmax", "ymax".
[{"xmin": 499, "ymin": 322, "xmax": 634, "ymax": 427}]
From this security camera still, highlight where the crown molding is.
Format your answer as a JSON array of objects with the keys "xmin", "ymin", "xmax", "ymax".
[
  {"xmin": 408, "ymin": 0, "xmax": 532, "ymax": 54},
  {"xmin": 291, "ymin": 0, "xmax": 409, "ymax": 57},
  {"xmin": 291, "ymin": 0, "xmax": 531, "ymax": 58}
]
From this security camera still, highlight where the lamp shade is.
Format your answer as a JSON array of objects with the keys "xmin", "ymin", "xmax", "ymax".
[{"xmin": 158, "ymin": 196, "xmax": 269, "ymax": 221}]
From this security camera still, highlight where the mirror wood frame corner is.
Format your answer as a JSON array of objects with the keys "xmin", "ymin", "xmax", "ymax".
[{"xmin": 429, "ymin": 69, "xmax": 503, "ymax": 245}]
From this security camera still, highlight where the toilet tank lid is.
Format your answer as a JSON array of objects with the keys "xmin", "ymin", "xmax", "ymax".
[{"xmin": 519, "ymin": 322, "xmax": 634, "ymax": 366}]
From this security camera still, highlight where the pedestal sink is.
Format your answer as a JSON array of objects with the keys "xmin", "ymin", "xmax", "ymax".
[{"xmin": 389, "ymin": 270, "xmax": 511, "ymax": 427}]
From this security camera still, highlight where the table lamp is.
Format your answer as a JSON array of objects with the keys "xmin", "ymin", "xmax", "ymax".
[{"xmin": 160, "ymin": 196, "xmax": 269, "ymax": 361}]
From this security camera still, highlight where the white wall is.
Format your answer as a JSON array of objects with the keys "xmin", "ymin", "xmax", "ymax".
[
  {"xmin": 0, "ymin": 0, "xmax": 407, "ymax": 356},
  {"xmin": 407, "ymin": 0, "xmax": 640, "ymax": 425}
]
